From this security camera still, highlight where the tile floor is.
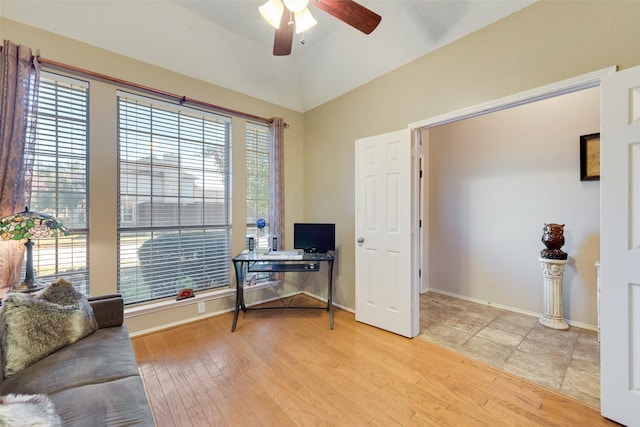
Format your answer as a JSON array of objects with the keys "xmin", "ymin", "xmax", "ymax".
[{"xmin": 418, "ymin": 292, "xmax": 600, "ymax": 408}]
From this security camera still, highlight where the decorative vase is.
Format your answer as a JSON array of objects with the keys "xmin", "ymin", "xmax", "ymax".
[{"xmin": 540, "ymin": 223, "xmax": 567, "ymax": 260}]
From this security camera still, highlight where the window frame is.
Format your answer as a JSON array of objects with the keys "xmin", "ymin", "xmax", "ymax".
[
  {"xmin": 116, "ymin": 91, "xmax": 234, "ymax": 305},
  {"xmin": 245, "ymin": 121, "xmax": 272, "ymax": 282},
  {"xmin": 245, "ymin": 121, "xmax": 271, "ymax": 243},
  {"xmin": 30, "ymin": 71, "xmax": 90, "ymax": 294}
]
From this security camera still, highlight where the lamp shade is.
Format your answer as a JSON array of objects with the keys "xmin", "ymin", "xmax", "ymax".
[
  {"xmin": 259, "ymin": 0, "xmax": 285, "ymax": 29},
  {"xmin": 0, "ymin": 207, "xmax": 69, "ymax": 293},
  {"xmin": 294, "ymin": 7, "xmax": 317, "ymax": 33},
  {"xmin": 283, "ymin": 0, "xmax": 308, "ymax": 13},
  {"xmin": 0, "ymin": 207, "xmax": 69, "ymax": 241}
]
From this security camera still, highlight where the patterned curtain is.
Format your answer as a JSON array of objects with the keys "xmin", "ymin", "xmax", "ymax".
[
  {"xmin": 269, "ymin": 117, "xmax": 285, "ymax": 280},
  {"xmin": 0, "ymin": 40, "xmax": 40, "ymax": 288}
]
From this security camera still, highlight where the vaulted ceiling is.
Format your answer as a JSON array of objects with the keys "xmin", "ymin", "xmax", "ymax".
[{"xmin": 1, "ymin": 0, "xmax": 535, "ymax": 112}]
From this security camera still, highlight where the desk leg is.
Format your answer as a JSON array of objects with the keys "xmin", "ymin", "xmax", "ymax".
[
  {"xmin": 231, "ymin": 260, "xmax": 245, "ymax": 332},
  {"xmin": 328, "ymin": 259, "xmax": 334, "ymax": 330}
]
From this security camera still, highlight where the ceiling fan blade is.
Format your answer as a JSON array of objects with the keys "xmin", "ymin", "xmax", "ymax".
[
  {"xmin": 273, "ymin": 11, "xmax": 294, "ymax": 56},
  {"xmin": 311, "ymin": 0, "xmax": 381, "ymax": 35}
]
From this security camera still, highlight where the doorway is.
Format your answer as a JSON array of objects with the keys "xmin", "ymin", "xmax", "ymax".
[
  {"xmin": 420, "ymin": 86, "xmax": 600, "ymax": 327},
  {"xmin": 410, "ymin": 69, "xmax": 612, "ymax": 407},
  {"xmin": 411, "ymin": 68, "xmax": 612, "ymax": 319}
]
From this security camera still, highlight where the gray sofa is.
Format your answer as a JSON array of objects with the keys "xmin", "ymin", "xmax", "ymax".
[{"xmin": 0, "ymin": 294, "xmax": 155, "ymax": 426}]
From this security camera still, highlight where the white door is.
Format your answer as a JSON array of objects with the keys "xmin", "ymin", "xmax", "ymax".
[
  {"xmin": 601, "ymin": 65, "xmax": 640, "ymax": 426},
  {"xmin": 355, "ymin": 129, "xmax": 419, "ymax": 338}
]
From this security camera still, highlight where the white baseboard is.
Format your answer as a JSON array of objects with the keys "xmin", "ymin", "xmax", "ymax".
[
  {"xmin": 130, "ymin": 287, "xmax": 598, "ymax": 338},
  {"xmin": 425, "ymin": 288, "xmax": 598, "ymax": 332},
  {"xmin": 127, "ymin": 306, "xmax": 234, "ymax": 338},
  {"xmin": 128, "ymin": 290, "xmax": 353, "ymax": 338},
  {"xmin": 300, "ymin": 291, "xmax": 354, "ymax": 314}
]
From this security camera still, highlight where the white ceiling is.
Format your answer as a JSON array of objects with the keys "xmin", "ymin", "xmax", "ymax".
[{"xmin": 1, "ymin": 0, "xmax": 535, "ymax": 112}]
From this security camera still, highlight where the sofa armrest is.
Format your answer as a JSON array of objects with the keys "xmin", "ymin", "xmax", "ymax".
[{"xmin": 88, "ymin": 294, "xmax": 124, "ymax": 328}]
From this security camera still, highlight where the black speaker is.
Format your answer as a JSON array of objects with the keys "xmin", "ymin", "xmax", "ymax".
[
  {"xmin": 271, "ymin": 236, "xmax": 278, "ymax": 251},
  {"xmin": 247, "ymin": 236, "xmax": 255, "ymax": 251}
]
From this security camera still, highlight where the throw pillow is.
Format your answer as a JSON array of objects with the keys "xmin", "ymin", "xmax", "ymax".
[
  {"xmin": 0, "ymin": 278, "xmax": 98, "ymax": 378},
  {"xmin": 0, "ymin": 394, "xmax": 61, "ymax": 426}
]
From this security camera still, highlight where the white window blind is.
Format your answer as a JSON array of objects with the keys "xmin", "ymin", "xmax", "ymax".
[
  {"xmin": 117, "ymin": 92, "xmax": 232, "ymax": 304},
  {"xmin": 31, "ymin": 72, "xmax": 89, "ymax": 294},
  {"xmin": 246, "ymin": 122, "xmax": 270, "ymax": 246}
]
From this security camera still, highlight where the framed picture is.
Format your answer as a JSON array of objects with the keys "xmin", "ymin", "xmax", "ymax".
[{"xmin": 580, "ymin": 133, "xmax": 600, "ymax": 181}]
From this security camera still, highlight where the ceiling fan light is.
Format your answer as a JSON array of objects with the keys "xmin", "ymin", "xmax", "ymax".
[
  {"xmin": 282, "ymin": 0, "xmax": 308, "ymax": 13},
  {"xmin": 259, "ymin": 0, "xmax": 284, "ymax": 29},
  {"xmin": 294, "ymin": 8, "xmax": 317, "ymax": 34}
]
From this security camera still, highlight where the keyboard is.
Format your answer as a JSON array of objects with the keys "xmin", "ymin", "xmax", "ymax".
[{"xmin": 260, "ymin": 250, "xmax": 303, "ymax": 260}]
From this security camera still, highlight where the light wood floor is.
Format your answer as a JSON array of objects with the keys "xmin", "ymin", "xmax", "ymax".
[{"xmin": 131, "ymin": 296, "xmax": 616, "ymax": 426}]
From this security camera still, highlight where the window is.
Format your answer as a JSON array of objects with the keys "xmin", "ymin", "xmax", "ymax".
[
  {"xmin": 246, "ymin": 122, "xmax": 271, "ymax": 282},
  {"xmin": 246, "ymin": 122, "xmax": 270, "ymax": 247},
  {"xmin": 31, "ymin": 72, "xmax": 89, "ymax": 294},
  {"xmin": 117, "ymin": 92, "xmax": 232, "ymax": 304}
]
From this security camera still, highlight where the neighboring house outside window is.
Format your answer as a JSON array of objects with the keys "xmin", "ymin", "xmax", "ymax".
[
  {"xmin": 117, "ymin": 92, "xmax": 232, "ymax": 304},
  {"xmin": 30, "ymin": 72, "xmax": 90, "ymax": 294}
]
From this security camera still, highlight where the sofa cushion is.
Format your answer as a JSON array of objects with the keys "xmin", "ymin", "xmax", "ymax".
[
  {"xmin": 48, "ymin": 377, "xmax": 153, "ymax": 427},
  {"xmin": 88, "ymin": 294, "xmax": 124, "ymax": 328},
  {"xmin": 0, "ymin": 279, "xmax": 98, "ymax": 378},
  {"xmin": 1, "ymin": 326, "xmax": 140, "ymax": 397}
]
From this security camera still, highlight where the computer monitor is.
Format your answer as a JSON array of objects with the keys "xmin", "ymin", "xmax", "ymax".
[{"xmin": 293, "ymin": 223, "xmax": 335, "ymax": 253}]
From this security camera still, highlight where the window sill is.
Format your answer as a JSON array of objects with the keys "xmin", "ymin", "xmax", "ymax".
[
  {"xmin": 124, "ymin": 287, "xmax": 235, "ymax": 319},
  {"xmin": 123, "ymin": 280, "xmax": 280, "ymax": 319}
]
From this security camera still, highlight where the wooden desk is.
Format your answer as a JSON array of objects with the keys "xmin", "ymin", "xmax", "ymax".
[{"xmin": 231, "ymin": 252, "xmax": 334, "ymax": 332}]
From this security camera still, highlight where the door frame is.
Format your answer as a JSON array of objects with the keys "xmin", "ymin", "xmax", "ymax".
[
  {"xmin": 406, "ymin": 65, "xmax": 616, "ymax": 419},
  {"xmin": 408, "ymin": 66, "xmax": 616, "ymax": 297},
  {"xmin": 409, "ymin": 67, "xmax": 615, "ymax": 132}
]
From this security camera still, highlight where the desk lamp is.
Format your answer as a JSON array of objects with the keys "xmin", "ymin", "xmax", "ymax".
[{"xmin": 0, "ymin": 207, "xmax": 69, "ymax": 293}]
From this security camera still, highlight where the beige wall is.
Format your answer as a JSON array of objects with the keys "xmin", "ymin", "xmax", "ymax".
[
  {"xmin": 428, "ymin": 87, "xmax": 600, "ymax": 326},
  {"xmin": 303, "ymin": 1, "xmax": 640, "ymax": 316},
  {"xmin": 0, "ymin": 18, "xmax": 305, "ymax": 334}
]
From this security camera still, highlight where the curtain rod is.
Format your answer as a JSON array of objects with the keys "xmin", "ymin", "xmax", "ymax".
[{"xmin": 1, "ymin": 46, "xmax": 287, "ymax": 126}]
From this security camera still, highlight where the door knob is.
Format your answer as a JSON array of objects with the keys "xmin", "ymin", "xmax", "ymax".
[{"xmin": 357, "ymin": 237, "xmax": 365, "ymax": 244}]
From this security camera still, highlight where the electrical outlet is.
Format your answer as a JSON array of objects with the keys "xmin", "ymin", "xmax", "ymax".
[{"xmin": 197, "ymin": 302, "xmax": 205, "ymax": 313}]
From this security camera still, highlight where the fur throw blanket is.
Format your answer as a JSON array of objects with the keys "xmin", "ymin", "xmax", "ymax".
[
  {"xmin": 1, "ymin": 279, "xmax": 98, "ymax": 378},
  {"xmin": 0, "ymin": 394, "xmax": 61, "ymax": 426}
]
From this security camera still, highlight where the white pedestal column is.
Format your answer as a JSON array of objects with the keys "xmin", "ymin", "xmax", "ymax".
[{"xmin": 538, "ymin": 257, "xmax": 569, "ymax": 330}]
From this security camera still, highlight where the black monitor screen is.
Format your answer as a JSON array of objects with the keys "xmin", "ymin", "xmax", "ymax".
[{"xmin": 293, "ymin": 223, "xmax": 335, "ymax": 253}]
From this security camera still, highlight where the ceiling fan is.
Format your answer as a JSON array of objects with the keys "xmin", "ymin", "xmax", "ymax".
[{"xmin": 259, "ymin": 0, "xmax": 382, "ymax": 56}]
